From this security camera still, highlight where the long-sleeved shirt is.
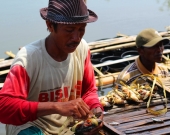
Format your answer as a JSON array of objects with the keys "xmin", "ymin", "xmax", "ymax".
[{"xmin": 0, "ymin": 38, "xmax": 102, "ymax": 135}]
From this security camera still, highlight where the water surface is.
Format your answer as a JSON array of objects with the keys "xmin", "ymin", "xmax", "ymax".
[{"xmin": 0, "ymin": 0, "xmax": 170, "ymax": 59}]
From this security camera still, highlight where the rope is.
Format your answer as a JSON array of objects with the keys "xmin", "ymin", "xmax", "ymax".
[
  {"xmin": 93, "ymin": 66, "xmax": 103, "ymax": 87},
  {"xmin": 111, "ymin": 73, "xmax": 116, "ymax": 86},
  {"xmin": 131, "ymin": 74, "xmax": 167, "ymax": 115}
]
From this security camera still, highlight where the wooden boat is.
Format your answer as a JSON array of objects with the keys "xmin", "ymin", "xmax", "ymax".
[
  {"xmin": 0, "ymin": 30, "xmax": 170, "ymax": 88},
  {"xmin": 92, "ymin": 31, "xmax": 170, "ymax": 88},
  {"xmin": 0, "ymin": 29, "xmax": 170, "ymax": 134}
]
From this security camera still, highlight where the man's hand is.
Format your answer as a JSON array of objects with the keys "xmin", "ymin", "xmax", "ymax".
[
  {"xmin": 83, "ymin": 107, "xmax": 103, "ymax": 135},
  {"xmin": 54, "ymin": 98, "xmax": 91, "ymax": 120}
]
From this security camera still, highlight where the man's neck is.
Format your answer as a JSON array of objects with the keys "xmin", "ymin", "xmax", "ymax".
[{"xmin": 140, "ymin": 56, "xmax": 155, "ymax": 72}]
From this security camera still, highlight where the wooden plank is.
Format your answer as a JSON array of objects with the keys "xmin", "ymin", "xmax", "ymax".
[
  {"xmin": 90, "ymin": 42, "xmax": 136, "ymax": 53},
  {"xmin": 88, "ymin": 36, "xmax": 136, "ymax": 49},
  {"xmin": 125, "ymin": 121, "xmax": 170, "ymax": 134},
  {"xmin": 104, "ymin": 99, "xmax": 169, "ymax": 116},
  {"xmin": 90, "ymin": 37, "xmax": 170, "ymax": 53},
  {"xmin": 118, "ymin": 113, "xmax": 170, "ymax": 131},
  {"xmin": 148, "ymin": 125, "xmax": 170, "ymax": 135},
  {"xmin": 93, "ymin": 49, "xmax": 170, "ymax": 68},
  {"xmin": 0, "ymin": 59, "xmax": 13, "ymax": 68},
  {"xmin": 107, "ymin": 112, "xmax": 164, "ymax": 124},
  {"xmin": 0, "ymin": 69, "xmax": 10, "ymax": 75},
  {"xmin": 105, "ymin": 100, "xmax": 170, "ymax": 116},
  {"xmin": 127, "ymin": 112, "xmax": 165, "ymax": 121},
  {"xmin": 104, "ymin": 109, "xmax": 147, "ymax": 122},
  {"xmin": 88, "ymin": 32, "xmax": 169, "ymax": 50},
  {"xmin": 0, "ymin": 59, "xmax": 4, "ymax": 62},
  {"xmin": 104, "ymin": 104, "xmax": 170, "ymax": 122},
  {"xmin": 93, "ymin": 55, "xmax": 138, "ymax": 68},
  {"xmin": 103, "ymin": 121, "xmax": 124, "ymax": 135},
  {"xmin": 103, "ymin": 102, "xmax": 170, "ymax": 134}
]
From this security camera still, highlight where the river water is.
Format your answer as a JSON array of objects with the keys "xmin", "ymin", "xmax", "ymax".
[{"xmin": 0, "ymin": 0, "xmax": 170, "ymax": 134}]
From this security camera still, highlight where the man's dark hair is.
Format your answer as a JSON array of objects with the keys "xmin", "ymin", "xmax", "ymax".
[
  {"xmin": 47, "ymin": 22, "xmax": 58, "ymax": 32},
  {"xmin": 52, "ymin": 23, "xmax": 58, "ymax": 31}
]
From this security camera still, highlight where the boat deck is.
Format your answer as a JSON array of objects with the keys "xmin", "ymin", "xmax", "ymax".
[{"xmin": 101, "ymin": 86, "xmax": 170, "ymax": 135}]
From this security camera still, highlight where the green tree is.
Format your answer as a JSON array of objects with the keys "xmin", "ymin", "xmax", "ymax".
[{"xmin": 157, "ymin": 0, "xmax": 170, "ymax": 11}]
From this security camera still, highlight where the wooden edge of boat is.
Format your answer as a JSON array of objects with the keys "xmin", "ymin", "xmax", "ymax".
[
  {"xmin": 0, "ymin": 59, "xmax": 13, "ymax": 68},
  {"xmin": 88, "ymin": 31, "xmax": 170, "ymax": 51},
  {"xmin": 0, "ymin": 30, "xmax": 169, "ymax": 89}
]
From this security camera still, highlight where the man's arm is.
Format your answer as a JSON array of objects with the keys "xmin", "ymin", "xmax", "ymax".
[
  {"xmin": 0, "ymin": 65, "xmax": 38, "ymax": 125},
  {"xmin": 81, "ymin": 49, "xmax": 103, "ymax": 110},
  {"xmin": 81, "ymin": 49, "xmax": 103, "ymax": 135}
]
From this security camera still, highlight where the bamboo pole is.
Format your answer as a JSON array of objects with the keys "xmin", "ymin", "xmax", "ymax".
[
  {"xmin": 93, "ymin": 49, "xmax": 170, "ymax": 68},
  {"xmin": 93, "ymin": 66, "xmax": 118, "ymax": 87},
  {"xmin": 116, "ymin": 33, "xmax": 129, "ymax": 37},
  {"xmin": 93, "ymin": 66, "xmax": 105, "ymax": 87},
  {"xmin": 162, "ymin": 55, "xmax": 170, "ymax": 61},
  {"xmin": 93, "ymin": 66, "xmax": 104, "ymax": 76},
  {"xmin": 96, "ymin": 76, "xmax": 114, "ymax": 87},
  {"xmin": 94, "ymin": 56, "xmax": 138, "ymax": 68},
  {"xmin": 90, "ymin": 42, "xmax": 136, "ymax": 53},
  {"xmin": 0, "ymin": 59, "xmax": 4, "ymax": 62},
  {"xmin": 0, "ymin": 69, "xmax": 10, "ymax": 75},
  {"xmin": 95, "ymin": 73, "xmax": 119, "ymax": 87},
  {"xmin": 5, "ymin": 51, "xmax": 15, "ymax": 58},
  {"xmin": 89, "ymin": 36, "xmax": 136, "ymax": 50},
  {"xmin": 88, "ymin": 32, "xmax": 170, "ymax": 50},
  {"xmin": 90, "ymin": 35, "xmax": 170, "ymax": 54},
  {"xmin": 0, "ymin": 59, "xmax": 13, "ymax": 68}
]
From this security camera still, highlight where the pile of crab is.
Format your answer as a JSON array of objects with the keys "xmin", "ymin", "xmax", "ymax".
[
  {"xmin": 99, "ymin": 82, "xmax": 158, "ymax": 107},
  {"xmin": 71, "ymin": 114, "xmax": 102, "ymax": 134}
]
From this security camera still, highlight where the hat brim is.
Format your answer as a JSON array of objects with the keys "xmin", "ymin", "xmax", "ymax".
[
  {"xmin": 40, "ymin": 7, "xmax": 98, "ymax": 24},
  {"xmin": 143, "ymin": 37, "xmax": 169, "ymax": 48}
]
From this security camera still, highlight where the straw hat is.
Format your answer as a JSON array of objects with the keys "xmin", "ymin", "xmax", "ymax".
[{"xmin": 40, "ymin": 0, "xmax": 98, "ymax": 24}]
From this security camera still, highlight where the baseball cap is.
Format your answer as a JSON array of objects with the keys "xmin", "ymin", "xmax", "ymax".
[{"xmin": 136, "ymin": 28, "xmax": 169, "ymax": 48}]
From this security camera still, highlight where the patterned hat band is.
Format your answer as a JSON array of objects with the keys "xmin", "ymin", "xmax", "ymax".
[{"xmin": 47, "ymin": 12, "xmax": 89, "ymax": 23}]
